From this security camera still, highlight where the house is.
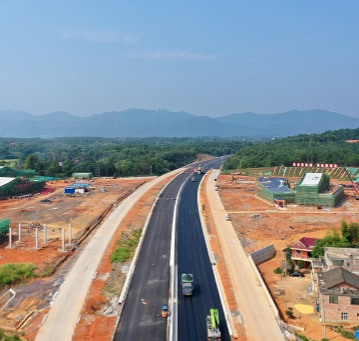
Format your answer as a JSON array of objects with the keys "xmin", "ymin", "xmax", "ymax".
[
  {"xmin": 319, "ymin": 267, "xmax": 359, "ymax": 323},
  {"xmin": 311, "ymin": 247, "xmax": 359, "ymax": 294},
  {"xmin": 324, "ymin": 248, "xmax": 359, "ymax": 274},
  {"xmin": 312, "ymin": 247, "xmax": 359, "ymax": 274},
  {"xmin": 290, "ymin": 237, "xmax": 318, "ymax": 268}
]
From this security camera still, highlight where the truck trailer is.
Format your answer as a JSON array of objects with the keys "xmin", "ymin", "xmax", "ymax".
[
  {"xmin": 207, "ymin": 308, "xmax": 221, "ymax": 341},
  {"xmin": 181, "ymin": 273, "xmax": 194, "ymax": 296}
]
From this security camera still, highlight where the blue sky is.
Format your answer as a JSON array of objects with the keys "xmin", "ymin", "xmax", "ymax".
[{"xmin": 0, "ymin": 1, "xmax": 358, "ymax": 117}]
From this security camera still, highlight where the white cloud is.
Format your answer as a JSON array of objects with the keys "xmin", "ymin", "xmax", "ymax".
[
  {"xmin": 129, "ymin": 50, "xmax": 219, "ymax": 61},
  {"xmin": 60, "ymin": 28, "xmax": 139, "ymax": 44}
]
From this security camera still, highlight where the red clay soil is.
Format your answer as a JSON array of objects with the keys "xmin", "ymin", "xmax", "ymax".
[
  {"xmin": 0, "ymin": 178, "xmax": 150, "ymax": 338},
  {"xmin": 72, "ymin": 175, "xmax": 177, "ymax": 341},
  {"xmin": 217, "ymin": 173, "xmax": 359, "ymax": 341}
]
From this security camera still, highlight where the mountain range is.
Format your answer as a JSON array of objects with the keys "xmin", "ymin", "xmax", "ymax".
[{"xmin": 0, "ymin": 109, "xmax": 358, "ymax": 139}]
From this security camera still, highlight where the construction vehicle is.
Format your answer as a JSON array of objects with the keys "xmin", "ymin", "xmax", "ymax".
[
  {"xmin": 161, "ymin": 305, "xmax": 168, "ymax": 318},
  {"xmin": 181, "ymin": 273, "xmax": 194, "ymax": 296},
  {"xmin": 207, "ymin": 308, "xmax": 221, "ymax": 340},
  {"xmin": 345, "ymin": 168, "xmax": 359, "ymax": 200}
]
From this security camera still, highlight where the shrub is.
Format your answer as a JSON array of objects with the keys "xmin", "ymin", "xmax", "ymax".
[
  {"xmin": 285, "ymin": 310, "xmax": 295, "ymax": 319},
  {"xmin": 273, "ymin": 267, "xmax": 282, "ymax": 274},
  {"xmin": 340, "ymin": 330, "xmax": 355, "ymax": 339},
  {"xmin": 297, "ymin": 260, "xmax": 305, "ymax": 269},
  {"xmin": 0, "ymin": 263, "xmax": 37, "ymax": 289},
  {"xmin": 295, "ymin": 332, "xmax": 309, "ymax": 341}
]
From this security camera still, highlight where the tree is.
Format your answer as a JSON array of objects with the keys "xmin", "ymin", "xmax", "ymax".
[
  {"xmin": 312, "ymin": 233, "xmax": 351, "ymax": 258},
  {"xmin": 46, "ymin": 158, "xmax": 62, "ymax": 177},
  {"xmin": 24, "ymin": 154, "xmax": 39, "ymax": 170},
  {"xmin": 297, "ymin": 260, "xmax": 305, "ymax": 269}
]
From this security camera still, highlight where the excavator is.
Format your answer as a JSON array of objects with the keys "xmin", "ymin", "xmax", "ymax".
[{"xmin": 206, "ymin": 308, "xmax": 221, "ymax": 340}]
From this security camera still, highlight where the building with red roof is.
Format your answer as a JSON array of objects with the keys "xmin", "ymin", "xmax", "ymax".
[{"xmin": 290, "ymin": 237, "xmax": 318, "ymax": 268}]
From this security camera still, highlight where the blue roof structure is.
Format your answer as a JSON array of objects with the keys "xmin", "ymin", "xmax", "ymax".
[
  {"xmin": 72, "ymin": 183, "xmax": 91, "ymax": 187},
  {"xmin": 258, "ymin": 177, "xmax": 294, "ymax": 193}
]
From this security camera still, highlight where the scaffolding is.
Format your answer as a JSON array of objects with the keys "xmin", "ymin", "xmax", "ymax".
[
  {"xmin": 0, "ymin": 166, "xmax": 35, "ymax": 178},
  {"xmin": 295, "ymin": 173, "xmax": 343, "ymax": 207},
  {"xmin": 258, "ymin": 173, "xmax": 344, "ymax": 207},
  {"xmin": 0, "ymin": 178, "xmax": 45, "ymax": 198},
  {"xmin": 257, "ymin": 181, "xmax": 296, "ymax": 203}
]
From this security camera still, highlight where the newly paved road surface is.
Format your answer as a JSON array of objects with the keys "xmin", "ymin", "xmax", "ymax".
[
  {"xmin": 35, "ymin": 169, "xmax": 184, "ymax": 341},
  {"xmin": 114, "ymin": 172, "xmax": 190, "ymax": 340},
  {"xmin": 206, "ymin": 169, "xmax": 285, "ymax": 341},
  {"xmin": 177, "ymin": 168, "xmax": 230, "ymax": 341}
]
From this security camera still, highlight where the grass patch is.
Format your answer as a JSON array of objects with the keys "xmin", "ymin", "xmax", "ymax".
[
  {"xmin": 37, "ymin": 264, "xmax": 57, "ymax": 278},
  {"xmin": 330, "ymin": 326, "xmax": 356, "ymax": 340},
  {"xmin": 0, "ymin": 263, "xmax": 38, "ymax": 289},
  {"xmin": 111, "ymin": 229, "xmax": 142, "ymax": 263}
]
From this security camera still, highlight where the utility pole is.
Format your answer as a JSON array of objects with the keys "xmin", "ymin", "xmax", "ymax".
[{"xmin": 322, "ymin": 298, "xmax": 327, "ymax": 339}]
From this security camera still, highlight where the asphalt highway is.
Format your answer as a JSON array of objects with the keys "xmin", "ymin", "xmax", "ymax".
[
  {"xmin": 115, "ymin": 158, "xmax": 229, "ymax": 341},
  {"xmin": 177, "ymin": 163, "xmax": 230, "ymax": 341},
  {"xmin": 114, "ymin": 171, "xmax": 190, "ymax": 340}
]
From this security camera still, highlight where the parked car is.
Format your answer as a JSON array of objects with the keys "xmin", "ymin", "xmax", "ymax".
[
  {"xmin": 289, "ymin": 271, "xmax": 304, "ymax": 277},
  {"xmin": 225, "ymin": 214, "xmax": 231, "ymax": 221}
]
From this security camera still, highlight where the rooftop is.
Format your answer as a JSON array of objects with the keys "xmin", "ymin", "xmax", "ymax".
[
  {"xmin": 325, "ymin": 247, "xmax": 359, "ymax": 260},
  {"xmin": 290, "ymin": 237, "xmax": 318, "ymax": 251},
  {"xmin": 0, "ymin": 177, "xmax": 15, "ymax": 187},
  {"xmin": 299, "ymin": 173, "xmax": 322, "ymax": 186},
  {"xmin": 258, "ymin": 177, "xmax": 294, "ymax": 193},
  {"xmin": 320, "ymin": 267, "xmax": 359, "ymax": 293}
]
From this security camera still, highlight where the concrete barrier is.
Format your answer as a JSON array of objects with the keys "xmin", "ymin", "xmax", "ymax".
[
  {"xmin": 248, "ymin": 245, "xmax": 279, "ymax": 319},
  {"xmin": 250, "ymin": 244, "xmax": 276, "ymax": 265}
]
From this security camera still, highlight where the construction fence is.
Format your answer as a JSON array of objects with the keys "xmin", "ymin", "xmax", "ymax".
[
  {"xmin": 0, "ymin": 219, "xmax": 9, "ymax": 242},
  {"xmin": 0, "ymin": 178, "xmax": 45, "ymax": 198},
  {"xmin": 257, "ymin": 182, "xmax": 296, "ymax": 203}
]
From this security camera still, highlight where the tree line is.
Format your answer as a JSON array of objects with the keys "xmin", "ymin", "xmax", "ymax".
[
  {"xmin": 224, "ymin": 128, "xmax": 359, "ymax": 170},
  {"xmin": 0, "ymin": 137, "xmax": 246, "ymax": 178}
]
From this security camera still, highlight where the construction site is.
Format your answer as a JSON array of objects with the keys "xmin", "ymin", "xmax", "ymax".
[
  {"xmin": 217, "ymin": 166, "xmax": 359, "ymax": 341},
  {"xmin": 0, "ymin": 164, "xmax": 358, "ymax": 340},
  {"xmin": 0, "ymin": 176, "xmax": 155, "ymax": 339}
]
